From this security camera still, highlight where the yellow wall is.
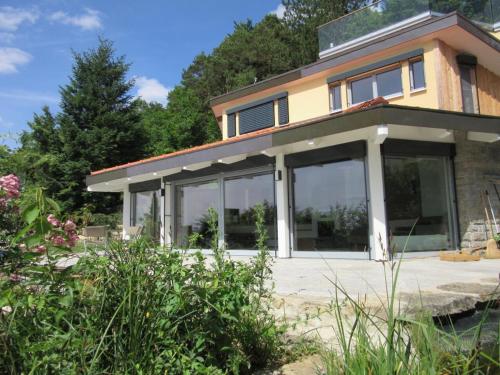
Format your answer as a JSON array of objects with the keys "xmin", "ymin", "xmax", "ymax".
[{"xmin": 219, "ymin": 39, "xmax": 499, "ymax": 139}]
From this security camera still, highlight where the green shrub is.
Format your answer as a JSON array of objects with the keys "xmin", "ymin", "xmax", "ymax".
[{"xmin": 0, "ymin": 203, "xmax": 286, "ymax": 374}]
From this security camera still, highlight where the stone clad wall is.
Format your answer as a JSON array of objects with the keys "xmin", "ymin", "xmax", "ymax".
[{"xmin": 454, "ymin": 131, "xmax": 500, "ymax": 248}]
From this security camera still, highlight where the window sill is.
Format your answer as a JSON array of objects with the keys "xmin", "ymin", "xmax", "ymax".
[
  {"xmin": 383, "ymin": 92, "xmax": 404, "ymax": 101},
  {"xmin": 410, "ymin": 87, "xmax": 426, "ymax": 94},
  {"xmin": 330, "ymin": 108, "xmax": 342, "ymax": 114}
]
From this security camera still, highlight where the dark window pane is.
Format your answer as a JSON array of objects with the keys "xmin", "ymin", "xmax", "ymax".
[
  {"xmin": 350, "ymin": 76, "xmax": 373, "ymax": 104},
  {"xmin": 224, "ymin": 173, "xmax": 276, "ymax": 250},
  {"xmin": 330, "ymin": 85, "xmax": 342, "ymax": 111},
  {"xmin": 376, "ymin": 67, "xmax": 402, "ymax": 97},
  {"xmin": 410, "ymin": 60, "xmax": 425, "ymax": 90},
  {"xmin": 384, "ymin": 156, "xmax": 453, "ymax": 252},
  {"xmin": 278, "ymin": 96, "xmax": 289, "ymax": 125},
  {"xmin": 175, "ymin": 180, "xmax": 219, "ymax": 248},
  {"xmin": 459, "ymin": 65, "xmax": 475, "ymax": 113},
  {"xmin": 293, "ymin": 159, "xmax": 368, "ymax": 251},
  {"xmin": 131, "ymin": 190, "xmax": 161, "ymax": 241},
  {"xmin": 227, "ymin": 113, "xmax": 236, "ymax": 137}
]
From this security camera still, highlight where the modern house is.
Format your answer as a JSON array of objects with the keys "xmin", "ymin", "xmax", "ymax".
[{"xmin": 86, "ymin": 0, "xmax": 500, "ymax": 260}]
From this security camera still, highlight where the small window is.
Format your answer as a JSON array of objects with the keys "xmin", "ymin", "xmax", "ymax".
[
  {"xmin": 376, "ymin": 67, "xmax": 402, "ymax": 97},
  {"xmin": 329, "ymin": 84, "xmax": 342, "ymax": 112},
  {"xmin": 459, "ymin": 64, "xmax": 479, "ymax": 114},
  {"xmin": 409, "ymin": 58, "xmax": 425, "ymax": 91},
  {"xmin": 350, "ymin": 76, "xmax": 373, "ymax": 105}
]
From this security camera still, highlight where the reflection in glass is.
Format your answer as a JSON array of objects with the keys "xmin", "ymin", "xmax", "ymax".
[
  {"xmin": 131, "ymin": 190, "xmax": 161, "ymax": 241},
  {"xmin": 376, "ymin": 67, "xmax": 402, "ymax": 97},
  {"xmin": 410, "ymin": 59, "xmax": 425, "ymax": 90},
  {"xmin": 293, "ymin": 159, "xmax": 369, "ymax": 251},
  {"xmin": 384, "ymin": 156, "xmax": 454, "ymax": 252},
  {"xmin": 224, "ymin": 173, "xmax": 276, "ymax": 250},
  {"xmin": 350, "ymin": 76, "xmax": 373, "ymax": 104},
  {"xmin": 175, "ymin": 180, "xmax": 219, "ymax": 248}
]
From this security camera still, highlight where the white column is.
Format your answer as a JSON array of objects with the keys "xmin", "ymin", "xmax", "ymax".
[
  {"xmin": 122, "ymin": 188, "xmax": 131, "ymax": 240},
  {"xmin": 163, "ymin": 182, "xmax": 172, "ymax": 246},
  {"xmin": 275, "ymin": 153, "xmax": 291, "ymax": 258},
  {"xmin": 367, "ymin": 140, "xmax": 388, "ymax": 260}
]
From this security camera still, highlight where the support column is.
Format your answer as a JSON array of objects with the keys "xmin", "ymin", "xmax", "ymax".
[
  {"xmin": 275, "ymin": 153, "xmax": 291, "ymax": 258},
  {"xmin": 163, "ymin": 182, "xmax": 172, "ymax": 246},
  {"xmin": 367, "ymin": 140, "xmax": 388, "ymax": 260},
  {"xmin": 122, "ymin": 188, "xmax": 131, "ymax": 240}
]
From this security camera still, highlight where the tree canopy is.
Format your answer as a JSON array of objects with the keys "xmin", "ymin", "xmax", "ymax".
[{"xmin": 6, "ymin": 0, "xmax": 364, "ymax": 215}]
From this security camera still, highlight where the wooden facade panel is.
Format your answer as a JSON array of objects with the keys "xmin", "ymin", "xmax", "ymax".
[
  {"xmin": 476, "ymin": 65, "xmax": 500, "ymax": 116},
  {"xmin": 435, "ymin": 40, "xmax": 462, "ymax": 112}
]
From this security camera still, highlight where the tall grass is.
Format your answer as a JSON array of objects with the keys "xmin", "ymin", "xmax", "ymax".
[
  {"xmin": 0, "ymin": 204, "xmax": 286, "ymax": 374},
  {"xmin": 321, "ymin": 237, "xmax": 499, "ymax": 374}
]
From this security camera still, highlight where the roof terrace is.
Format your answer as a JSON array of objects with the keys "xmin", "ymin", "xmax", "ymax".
[{"xmin": 318, "ymin": 0, "xmax": 500, "ymax": 58}]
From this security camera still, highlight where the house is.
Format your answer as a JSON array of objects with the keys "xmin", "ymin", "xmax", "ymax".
[{"xmin": 86, "ymin": 1, "xmax": 500, "ymax": 260}]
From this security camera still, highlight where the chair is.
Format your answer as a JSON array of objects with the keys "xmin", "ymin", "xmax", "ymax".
[{"xmin": 82, "ymin": 225, "xmax": 109, "ymax": 251}]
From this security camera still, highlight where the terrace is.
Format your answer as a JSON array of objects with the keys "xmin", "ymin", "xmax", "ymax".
[{"xmin": 318, "ymin": 0, "xmax": 500, "ymax": 58}]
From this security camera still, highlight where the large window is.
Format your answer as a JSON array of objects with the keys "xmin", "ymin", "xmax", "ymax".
[
  {"xmin": 292, "ymin": 159, "xmax": 369, "ymax": 252},
  {"xmin": 384, "ymin": 155, "xmax": 455, "ymax": 252},
  {"xmin": 348, "ymin": 66, "xmax": 402, "ymax": 106},
  {"xmin": 409, "ymin": 58, "xmax": 425, "ymax": 91},
  {"xmin": 175, "ymin": 180, "xmax": 219, "ymax": 248},
  {"xmin": 131, "ymin": 190, "xmax": 161, "ymax": 241},
  {"xmin": 224, "ymin": 173, "xmax": 276, "ymax": 250}
]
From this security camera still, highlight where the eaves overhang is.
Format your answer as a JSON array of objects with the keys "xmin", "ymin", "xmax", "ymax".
[
  {"xmin": 209, "ymin": 12, "xmax": 500, "ymax": 110},
  {"xmin": 86, "ymin": 105, "xmax": 500, "ymax": 189}
]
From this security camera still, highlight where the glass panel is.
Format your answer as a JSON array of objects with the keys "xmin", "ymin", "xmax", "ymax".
[
  {"xmin": 410, "ymin": 59, "xmax": 425, "ymax": 90},
  {"xmin": 293, "ymin": 159, "xmax": 369, "ymax": 251},
  {"xmin": 175, "ymin": 180, "xmax": 219, "ymax": 248},
  {"xmin": 350, "ymin": 76, "xmax": 373, "ymax": 105},
  {"xmin": 224, "ymin": 173, "xmax": 276, "ymax": 250},
  {"xmin": 384, "ymin": 155, "xmax": 454, "ymax": 252},
  {"xmin": 376, "ymin": 67, "xmax": 402, "ymax": 97},
  {"xmin": 459, "ymin": 65, "xmax": 476, "ymax": 113},
  {"xmin": 132, "ymin": 190, "xmax": 161, "ymax": 241},
  {"xmin": 330, "ymin": 84, "xmax": 342, "ymax": 111}
]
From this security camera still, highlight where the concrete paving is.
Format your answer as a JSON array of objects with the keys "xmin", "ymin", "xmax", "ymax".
[{"xmin": 268, "ymin": 256, "xmax": 500, "ymax": 298}]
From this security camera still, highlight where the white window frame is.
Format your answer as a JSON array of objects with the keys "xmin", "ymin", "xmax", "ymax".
[
  {"xmin": 409, "ymin": 57, "xmax": 426, "ymax": 92},
  {"xmin": 347, "ymin": 64, "xmax": 403, "ymax": 107},
  {"xmin": 329, "ymin": 83, "xmax": 343, "ymax": 113}
]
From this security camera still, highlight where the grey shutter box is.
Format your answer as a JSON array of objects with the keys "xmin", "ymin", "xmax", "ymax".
[
  {"xmin": 278, "ymin": 96, "xmax": 288, "ymax": 125},
  {"xmin": 285, "ymin": 141, "xmax": 366, "ymax": 168},
  {"xmin": 239, "ymin": 101, "xmax": 275, "ymax": 134},
  {"xmin": 227, "ymin": 113, "xmax": 236, "ymax": 137}
]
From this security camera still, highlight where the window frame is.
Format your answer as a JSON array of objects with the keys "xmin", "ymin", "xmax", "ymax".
[
  {"xmin": 329, "ymin": 82, "xmax": 343, "ymax": 113},
  {"xmin": 347, "ymin": 64, "xmax": 404, "ymax": 107},
  {"xmin": 409, "ymin": 57, "xmax": 426, "ymax": 92}
]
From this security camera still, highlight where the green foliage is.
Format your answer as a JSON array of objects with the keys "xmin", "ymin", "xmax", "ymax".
[
  {"xmin": 321, "ymin": 239, "xmax": 499, "ymax": 374},
  {"xmin": 0, "ymin": 236, "xmax": 287, "ymax": 373}
]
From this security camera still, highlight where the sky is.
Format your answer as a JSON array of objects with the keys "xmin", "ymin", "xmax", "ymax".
[{"xmin": 0, "ymin": 1, "xmax": 286, "ymax": 148}]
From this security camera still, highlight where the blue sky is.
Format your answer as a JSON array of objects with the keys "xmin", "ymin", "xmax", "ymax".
[{"xmin": 0, "ymin": 1, "xmax": 285, "ymax": 148}]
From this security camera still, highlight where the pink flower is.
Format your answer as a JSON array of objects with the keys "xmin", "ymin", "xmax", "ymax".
[
  {"xmin": 0, "ymin": 174, "xmax": 20, "ymax": 198},
  {"xmin": 67, "ymin": 232, "xmax": 79, "ymax": 247},
  {"xmin": 51, "ymin": 235, "xmax": 65, "ymax": 247},
  {"xmin": 47, "ymin": 214, "xmax": 61, "ymax": 227},
  {"xmin": 64, "ymin": 220, "xmax": 76, "ymax": 232},
  {"xmin": 9, "ymin": 273, "xmax": 22, "ymax": 282},
  {"xmin": 34, "ymin": 245, "xmax": 46, "ymax": 253}
]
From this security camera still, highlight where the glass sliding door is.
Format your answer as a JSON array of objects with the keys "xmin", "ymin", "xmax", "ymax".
[
  {"xmin": 292, "ymin": 159, "xmax": 369, "ymax": 252},
  {"xmin": 131, "ymin": 190, "xmax": 161, "ymax": 241},
  {"xmin": 175, "ymin": 180, "xmax": 219, "ymax": 248},
  {"xmin": 384, "ymin": 155, "xmax": 455, "ymax": 252},
  {"xmin": 224, "ymin": 173, "xmax": 276, "ymax": 250}
]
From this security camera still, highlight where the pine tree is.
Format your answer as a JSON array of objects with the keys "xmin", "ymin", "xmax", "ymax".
[{"xmin": 57, "ymin": 39, "xmax": 144, "ymax": 212}]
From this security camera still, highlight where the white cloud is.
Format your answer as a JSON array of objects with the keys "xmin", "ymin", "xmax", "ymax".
[
  {"xmin": 0, "ymin": 6, "xmax": 38, "ymax": 31},
  {"xmin": 0, "ymin": 90, "xmax": 58, "ymax": 103},
  {"xmin": 0, "ymin": 48, "xmax": 32, "ymax": 74},
  {"xmin": 49, "ymin": 8, "xmax": 102, "ymax": 31},
  {"xmin": 271, "ymin": 4, "xmax": 286, "ymax": 19},
  {"xmin": 135, "ymin": 76, "xmax": 170, "ymax": 105}
]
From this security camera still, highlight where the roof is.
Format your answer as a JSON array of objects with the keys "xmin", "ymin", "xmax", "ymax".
[
  {"xmin": 87, "ymin": 102, "xmax": 500, "ymax": 188},
  {"xmin": 209, "ymin": 12, "xmax": 500, "ymax": 110}
]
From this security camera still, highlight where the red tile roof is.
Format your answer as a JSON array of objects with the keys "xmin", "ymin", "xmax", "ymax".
[{"xmin": 91, "ymin": 97, "xmax": 388, "ymax": 176}]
